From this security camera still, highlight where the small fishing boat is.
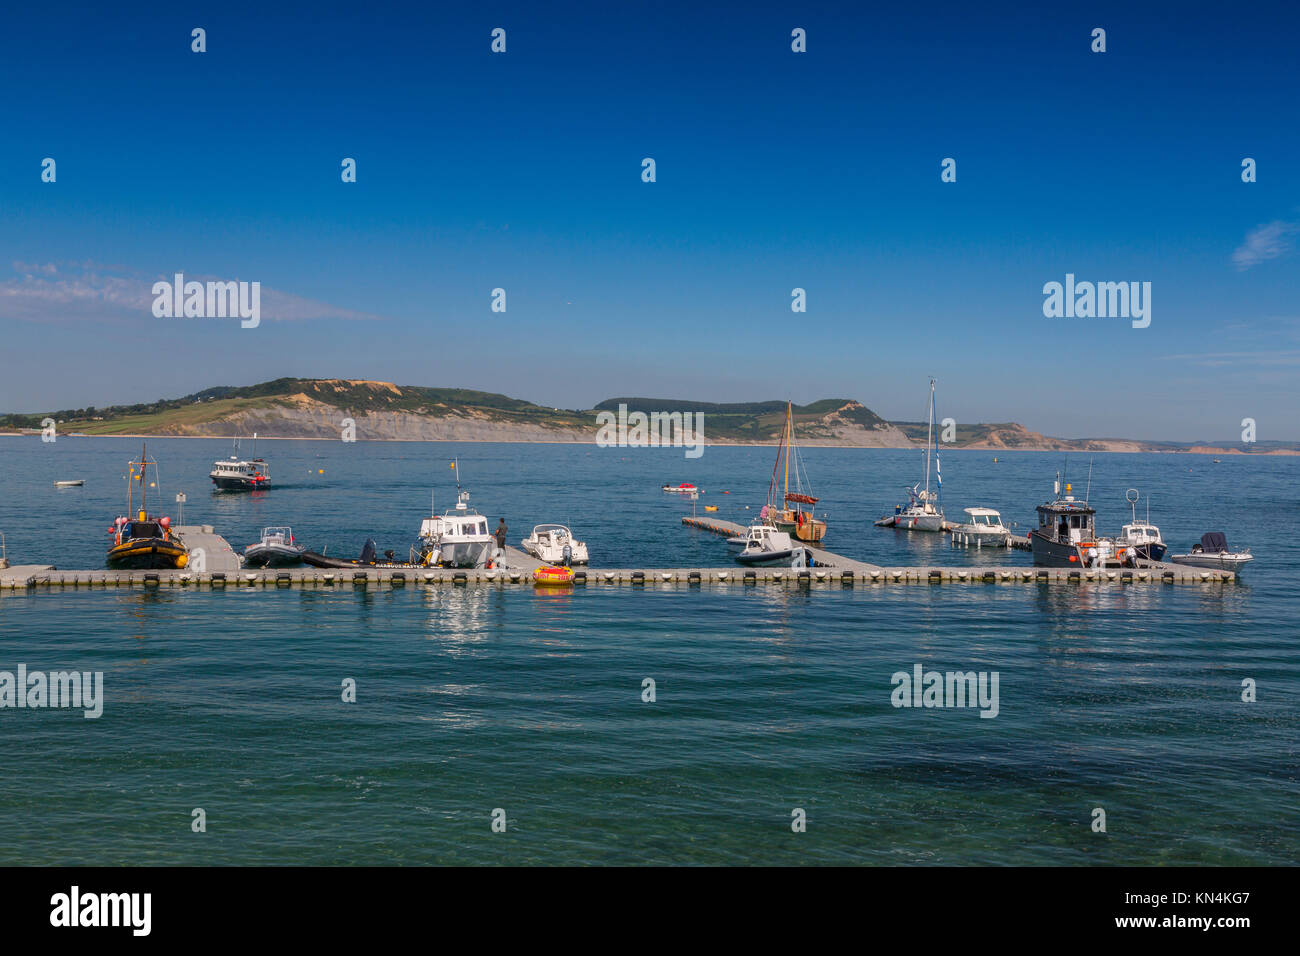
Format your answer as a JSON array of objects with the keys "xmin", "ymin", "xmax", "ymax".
[
  {"xmin": 414, "ymin": 463, "xmax": 496, "ymax": 568},
  {"xmin": 243, "ymin": 527, "xmax": 306, "ymax": 567},
  {"xmin": 662, "ymin": 482, "xmax": 699, "ymax": 494},
  {"xmin": 521, "ymin": 524, "xmax": 589, "ymax": 565},
  {"xmin": 106, "ymin": 445, "xmax": 189, "ymax": 570},
  {"xmin": 210, "ymin": 434, "xmax": 270, "ymax": 491},
  {"xmin": 949, "ymin": 508, "xmax": 1010, "ymax": 547},
  {"xmin": 734, "ymin": 523, "xmax": 814, "ymax": 567},
  {"xmin": 1114, "ymin": 489, "xmax": 1167, "ymax": 562},
  {"xmin": 1169, "ymin": 532, "xmax": 1253, "ymax": 572},
  {"xmin": 878, "ymin": 379, "xmax": 945, "ymax": 532},
  {"xmin": 54, "ymin": 480, "xmax": 84, "ymax": 487},
  {"xmin": 1029, "ymin": 471, "xmax": 1134, "ymax": 568},
  {"xmin": 533, "ymin": 565, "xmax": 575, "ymax": 586},
  {"xmin": 764, "ymin": 401, "xmax": 826, "ymax": 542}
]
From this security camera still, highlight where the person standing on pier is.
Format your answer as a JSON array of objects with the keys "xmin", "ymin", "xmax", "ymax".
[{"xmin": 495, "ymin": 518, "xmax": 508, "ymax": 555}]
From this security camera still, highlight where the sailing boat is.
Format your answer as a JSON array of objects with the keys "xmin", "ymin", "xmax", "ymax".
[
  {"xmin": 763, "ymin": 401, "xmax": 826, "ymax": 543},
  {"xmin": 877, "ymin": 379, "xmax": 945, "ymax": 531},
  {"xmin": 106, "ymin": 444, "xmax": 189, "ymax": 569}
]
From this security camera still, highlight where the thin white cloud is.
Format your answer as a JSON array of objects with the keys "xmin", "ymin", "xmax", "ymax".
[
  {"xmin": 1232, "ymin": 220, "xmax": 1298, "ymax": 270},
  {"xmin": 1159, "ymin": 349, "xmax": 1300, "ymax": 367},
  {"xmin": 0, "ymin": 261, "xmax": 386, "ymax": 323}
]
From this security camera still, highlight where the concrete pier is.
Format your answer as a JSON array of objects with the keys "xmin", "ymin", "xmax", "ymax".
[{"xmin": 0, "ymin": 519, "xmax": 1238, "ymax": 592}]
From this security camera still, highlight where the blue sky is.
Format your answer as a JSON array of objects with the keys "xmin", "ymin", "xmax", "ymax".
[{"xmin": 1, "ymin": 0, "xmax": 1297, "ymax": 440}]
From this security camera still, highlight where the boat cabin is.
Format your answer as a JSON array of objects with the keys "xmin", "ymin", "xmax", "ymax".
[
  {"xmin": 213, "ymin": 458, "xmax": 269, "ymax": 479},
  {"xmin": 1035, "ymin": 498, "xmax": 1096, "ymax": 545},
  {"xmin": 1120, "ymin": 522, "xmax": 1162, "ymax": 547},
  {"xmin": 962, "ymin": 507, "xmax": 1006, "ymax": 529}
]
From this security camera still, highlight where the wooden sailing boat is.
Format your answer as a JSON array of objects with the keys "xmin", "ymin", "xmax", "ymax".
[{"xmin": 764, "ymin": 401, "xmax": 826, "ymax": 543}]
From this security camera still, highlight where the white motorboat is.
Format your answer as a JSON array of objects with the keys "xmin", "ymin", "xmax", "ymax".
[
  {"xmin": 1113, "ymin": 489, "xmax": 1167, "ymax": 561},
  {"xmin": 949, "ymin": 508, "xmax": 1010, "ymax": 547},
  {"xmin": 210, "ymin": 435, "xmax": 270, "ymax": 491},
  {"xmin": 878, "ymin": 379, "xmax": 945, "ymax": 531},
  {"xmin": 54, "ymin": 480, "xmax": 84, "ymax": 487},
  {"xmin": 1169, "ymin": 532, "xmax": 1253, "ymax": 572},
  {"xmin": 244, "ymin": 527, "xmax": 305, "ymax": 567},
  {"xmin": 734, "ymin": 524, "xmax": 813, "ymax": 568},
  {"xmin": 521, "ymin": 524, "xmax": 589, "ymax": 565},
  {"xmin": 415, "ymin": 468, "xmax": 496, "ymax": 568}
]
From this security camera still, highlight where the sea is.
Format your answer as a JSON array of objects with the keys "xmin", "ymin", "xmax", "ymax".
[{"xmin": 0, "ymin": 436, "xmax": 1295, "ymax": 865}]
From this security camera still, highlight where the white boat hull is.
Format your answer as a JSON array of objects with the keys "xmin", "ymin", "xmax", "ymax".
[
  {"xmin": 1169, "ymin": 552, "xmax": 1253, "ymax": 571},
  {"xmin": 891, "ymin": 511, "xmax": 945, "ymax": 532},
  {"xmin": 437, "ymin": 540, "xmax": 495, "ymax": 568},
  {"xmin": 523, "ymin": 541, "xmax": 589, "ymax": 565}
]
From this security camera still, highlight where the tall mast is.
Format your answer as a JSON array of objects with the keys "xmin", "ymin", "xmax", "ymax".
[
  {"xmin": 784, "ymin": 402, "xmax": 791, "ymax": 500},
  {"xmin": 139, "ymin": 443, "xmax": 148, "ymax": 517},
  {"xmin": 924, "ymin": 379, "xmax": 934, "ymax": 496}
]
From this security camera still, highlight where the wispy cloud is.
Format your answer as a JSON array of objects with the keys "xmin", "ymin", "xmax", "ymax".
[
  {"xmin": 0, "ymin": 261, "xmax": 386, "ymax": 324},
  {"xmin": 1232, "ymin": 220, "xmax": 1299, "ymax": 270},
  {"xmin": 1159, "ymin": 349, "xmax": 1300, "ymax": 367}
]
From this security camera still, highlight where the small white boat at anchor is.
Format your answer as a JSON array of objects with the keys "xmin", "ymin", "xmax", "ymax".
[
  {"xmin": 521, "ymin": 524, "xmax": 589, "ymax": 565},
  {"xmin": 243, "ymin": 527, "xmax": 306, "ymax": 567},
  {"xmin": 949, "ymin": 508, "xmax": 1011, "ymax": 547},
  {"xmin": 54, "ymin": 480, "xmax": 85, "ymax": 487}
]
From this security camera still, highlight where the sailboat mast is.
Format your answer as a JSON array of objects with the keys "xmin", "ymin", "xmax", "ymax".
[
  {"xmin": 924, "ymin": 380, "xmax": 934, "ymax": 495},
  {"xmin": 784, "ymin": 402, "xmax": 791, "ymax": 500}
]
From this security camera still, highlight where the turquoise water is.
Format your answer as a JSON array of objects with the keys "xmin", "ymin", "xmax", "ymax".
[{"xmin": 0, "ymin": 438, "xmax": 1296, "ymax": 864}]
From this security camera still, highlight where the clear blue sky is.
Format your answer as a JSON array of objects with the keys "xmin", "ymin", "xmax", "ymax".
[{"xmin": 1, "ymin": 0, "xmax": 1297, "ymax": 441}]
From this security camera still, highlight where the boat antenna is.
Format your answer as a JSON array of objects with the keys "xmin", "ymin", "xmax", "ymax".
[
  {"xmin": 1084, "ymin": 457, "xmax": 1094, "ymax": 506},
  {"xmin": 1127, "ymin": 487, "xmax": 1139, "ymax": 524}
]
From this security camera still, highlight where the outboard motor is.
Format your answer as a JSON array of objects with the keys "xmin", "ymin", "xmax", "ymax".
[
  {"xmin": 562, "ymin": 543, "xmax": 573, "ymax": 566},
  {"xmin": 359, "ymin": 538, "xmax": 377, "ymax": 564}
]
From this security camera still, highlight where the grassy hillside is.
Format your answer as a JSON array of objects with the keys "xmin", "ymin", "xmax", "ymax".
[{"xmin": 5, "ymin": 381, "xmax": 890, "ymax": 441}]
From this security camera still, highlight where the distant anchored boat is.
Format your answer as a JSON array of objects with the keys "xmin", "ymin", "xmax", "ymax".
[
  {"xmin": 54, "ymin": 479, "xmax": 84, "ymax": 487},
  {"xmin": 211, "ymin": 434, "xmax": 270, "ymax": 491}
]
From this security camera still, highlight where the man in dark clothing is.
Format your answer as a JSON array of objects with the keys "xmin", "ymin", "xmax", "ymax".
[{"xmin": 494, "ymin": 519, "xmax": 508, "ymax": 553}]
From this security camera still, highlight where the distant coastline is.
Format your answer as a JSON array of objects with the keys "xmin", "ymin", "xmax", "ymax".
[{"xmin": 2, "ymin": 377, "xmax": 1294, "ymax": 455}]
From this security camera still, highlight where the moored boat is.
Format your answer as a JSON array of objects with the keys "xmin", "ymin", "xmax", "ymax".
[
  {"xmin": 949, "ymin": 508, "xmax": 1010, "ymax": 547},
  {"xmin": 1114, "ymin": 489, "xmax": 1167, "ymax": 562},
  {"xmin": 521, "ymin": 524, "xmax": 589, "ymax": 565},
  {"xmin": 243, "ymin": 527, "xmax": 306, "ymax": 567},
  {"xmin": 734, "ymin": 523, "xmax": 814, "ymax": 567},
  {"xmin": 764, "ymin": 401, "xmax": 827, "ymax": 543},
  {"xmin": 1029, "ymin": 472, "xmax": 1134, "ymax": 568},
  {"xmin": 879, "ymin": 379, "xmax": 945, "ymax": 532},
  {"xmin": 106, "ymin": 445, "xmax": 189, "ymax": 570},
  {"xmin": 414, "ymin": 463, "xmax": 496, "ymax": 568},
  {"xmin": 1169, "ymin": 532, "xmax": 1253, "ymax": 572}
]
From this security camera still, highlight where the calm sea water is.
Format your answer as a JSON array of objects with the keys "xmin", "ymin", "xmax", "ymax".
[{"xmin": 0, "ymin": 437, "xmax": 1296, "ymax": 864}]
